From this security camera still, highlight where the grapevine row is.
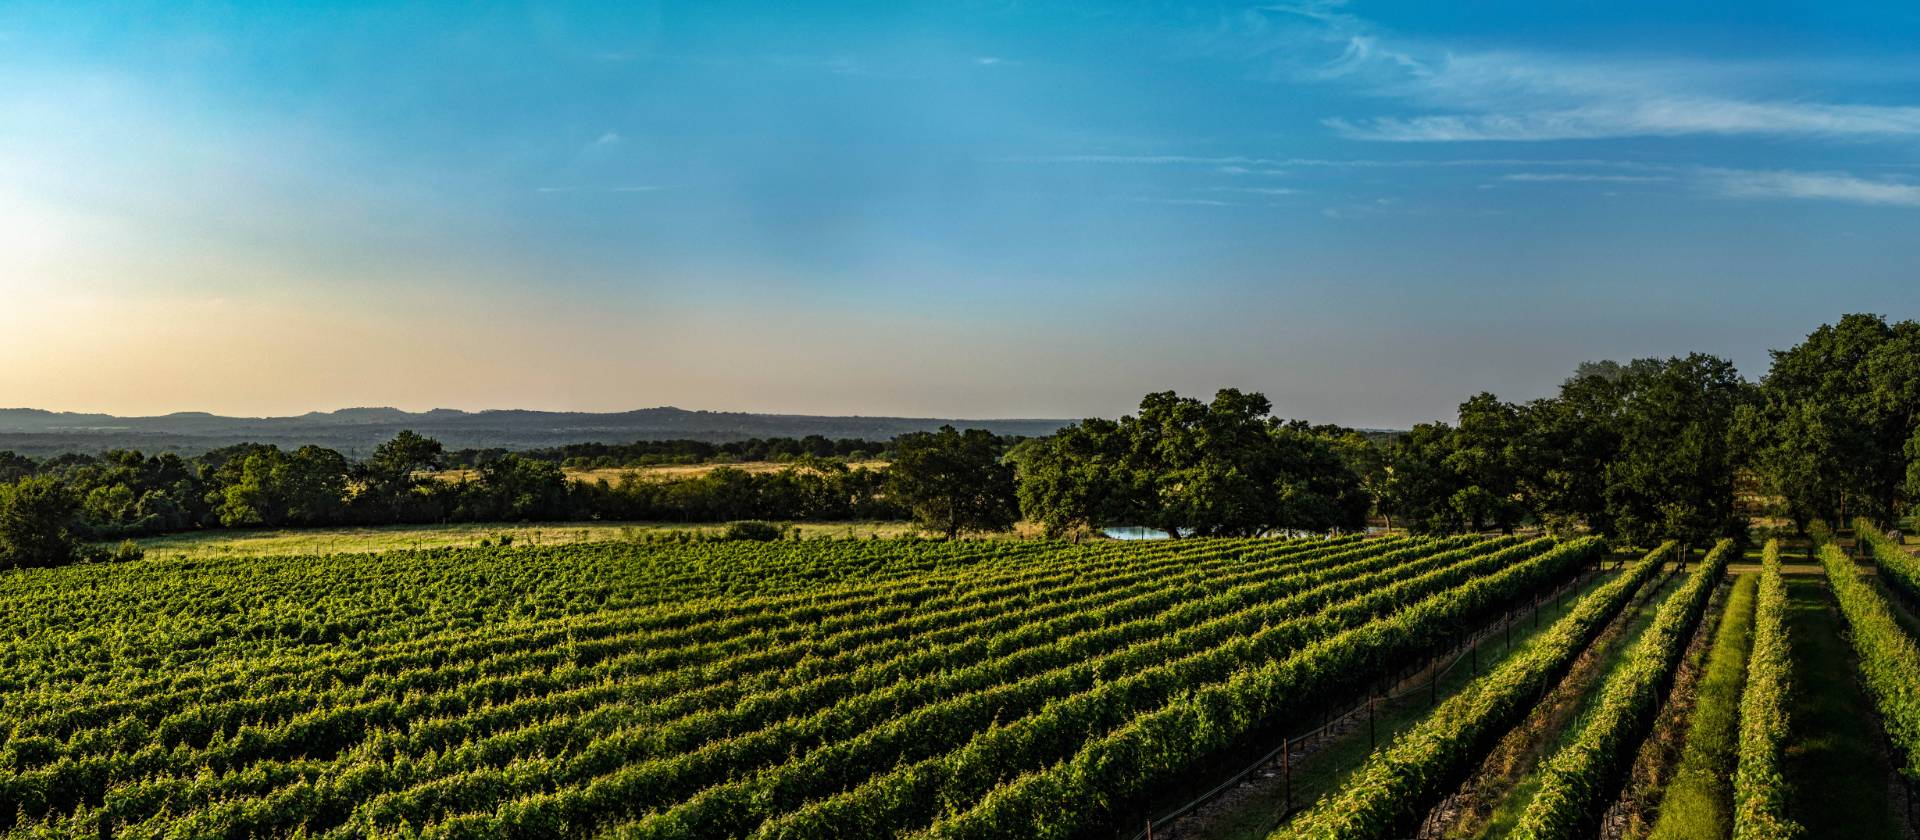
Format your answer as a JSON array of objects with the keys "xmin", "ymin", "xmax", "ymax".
[
  {"xmin": 1818, "ymin": 539, "xmax": 1920, "ymax": 781},
  {"xmin": 1278, "ymin": 541, "xmax": 1672, "ymax": 840},
  {"xmin": 1732, "ymin": 540, "xmax": 1799, "ymax": 840},
  {"xmin": 1507, "ymin": 539, "xmax": 1734, "ymax": 840},
  {"xmin": 900, "ymin": 538, "xmax": 1605, "ymax": 840}
]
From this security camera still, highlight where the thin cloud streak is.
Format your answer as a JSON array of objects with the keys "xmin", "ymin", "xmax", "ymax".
[
  {"xmin": 1331, "ymin": 101, "xmax": 1920, "ymax": 142},
  {"xmin": 1208, "ymin": 186, "xmax": 1304, "ymax": 195},
  {"xmin": 534, "ymin": 186, "xmax": 669, "ymax": 193},
  {"xmin": 1703, "ymin": 169, "xmax": 1920, "ymax": 207},
  {"xmin": 1500, "ymin": 173, "xmax": 1672, "ymax": 183},
  {"xmin": 1243, "ymin": 5, "xmax": 1920, "ymax": 143},
  {"xmin": 991, "ymin": 154, "xmax": 1669, "ymax": 169}
]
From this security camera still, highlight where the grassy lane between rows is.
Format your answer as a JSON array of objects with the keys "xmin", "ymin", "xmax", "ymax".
[
  {"xmin": 1781, "ymin": 551, "xmax": 1902, "ymax": 840},
  {"xmin": 1646, "ymin": 573, "xmax": 1757, "ymax": 840}
]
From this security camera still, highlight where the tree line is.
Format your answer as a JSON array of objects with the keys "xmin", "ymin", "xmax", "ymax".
[
  {"xmin": 3, "ymin": 313, "xmax": 1917, "ymax": 569},
  {"xmin": 0, "ymin": 431, "xmax": 902, "ymax": 569},
  {"xmin": 917, "ymin": 313, "xmax": 1920, "ymax": 546}
]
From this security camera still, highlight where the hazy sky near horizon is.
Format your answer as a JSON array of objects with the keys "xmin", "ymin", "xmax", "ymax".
[{"xmin": 3, "ymin": 1, "xmax": 1918, "ymax": 427}]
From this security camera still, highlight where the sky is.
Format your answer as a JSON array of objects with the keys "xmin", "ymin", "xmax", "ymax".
[{"xmin": 2, "ymin": 1, "xmax": 1917, "ymax": 428}]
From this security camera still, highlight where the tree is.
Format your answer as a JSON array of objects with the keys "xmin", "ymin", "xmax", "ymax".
[
  {"xmin": 465, "ymin": 454, "xmax": 571, "ymax": 521},
  {"xmin": 1017, "ymin": 390, "xmax": 1368, "ymax": 538},
  {"xmin": 0, "ymin": 452, "xmax": 34, "ymax": 484},
  {"xmin": 1379, "ymin": 422, "xmax": 1468, "ymax": 534},
  {"xmin": 367, "ymin": 430, "xmax": 445, "ymax": 486},
  {"xmin": 889, "ymin": 426, "xmax": 1019, "ymax": 539},
  {"xmin": 1750, "ymin": 314, "xmax": 1920, "ymax": 527},
  {"xmin": 356, "ymin": 431, "xmax": 448, "ymax": 521},
  {"xmin": 0, "ymin": 476, "xmax": 82, "ymax": 570},
  {"xmin": 1447, "ymin": 393, "xmax": 1528, "ymax": 532},
  {"xmin": 1517, "ymin": 368, "xmax": 1626, "ymax": 535},
  {"xmin": 214, "ymin": 446, "xmax": 349, "ymax": 527},
  {"xmin": 1603, "ymin": 354, "xmax": 1750, "ymax": 549},
  {"xmin": 1015, "ymin": 417, "xmax": 1140, "ymax": 538}
]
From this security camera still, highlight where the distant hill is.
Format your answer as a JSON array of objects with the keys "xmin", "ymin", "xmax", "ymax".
[{"xmin": 0, "ymin": 407, "xmax": 1075, "ymax": 457}]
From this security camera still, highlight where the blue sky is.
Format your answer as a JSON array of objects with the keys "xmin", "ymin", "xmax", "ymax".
[{"xmin": 2, "ymin": 1, "xmax": 1917, "ymax": 426}]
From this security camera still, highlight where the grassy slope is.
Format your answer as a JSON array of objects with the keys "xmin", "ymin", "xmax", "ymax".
[
  {"xmin": 1646, "ymin": 573, "xmax": 1757, "ymax": 840},
  {"xmin": 1182, "ymin": 568, "xmax": 1623, "ymax": 840},
  {"xmin": 1781, "ymin": 571, "xmax": 1902, "ymax": 840}
]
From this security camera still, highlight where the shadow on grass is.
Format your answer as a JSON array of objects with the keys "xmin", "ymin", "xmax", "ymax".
[{"xmin": 1782, "ymin": 573, "xmax": 1902, "ymax": 840}]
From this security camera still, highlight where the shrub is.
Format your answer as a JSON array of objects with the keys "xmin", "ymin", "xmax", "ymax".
[{"xmin": 724, "ymin": 520, "xmax": 786, "ymax": 542}]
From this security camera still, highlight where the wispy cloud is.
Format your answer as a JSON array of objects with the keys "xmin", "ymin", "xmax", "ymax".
[
  {"xmin": 1130, "ymin": 196, "xmax": 1237, "ymax": 206},
  {"xmin": 1244, "ymin": 7, "xmax": 1920, "ymax": 143},
  {"xmin": 1499, "ymin": 173, "xmax": 1671, "ymax": 183},
  {"xmin": 993, "ymin": 154, "xmax": 1662, "ymax": 169},
  {"xmin": 1702, "ymin": 169, "xmax": 1920, "ymax": 207},
  {"xmin": 534, "ymin": 186, "xmax": 667, "ymax": 194},
  {"xmin": 1331, "ymin": 101, "xmax": 1920, "ymax": 142},
  {"xmin": 594, "ymin": 131, "xmax": 623, "ymax": 146},
  {"xmin": 990, "ymin": 154, "xmax": 1271, "ymax": 165},
  {"xmin": 1209, "ymin": 186, "xmax": 1303, "ymax": 195}
]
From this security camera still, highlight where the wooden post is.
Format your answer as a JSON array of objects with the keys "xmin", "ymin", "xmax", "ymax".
[
  {"xmin": 1471, "ymin": 638, "xmax": 1479, "ymax": 676},
  {"xmin": 1283, "ymin": 737, "xmax": 1293, "ymax": 812},
  {"xmin": 1146, "ymin": 819, "xmax": 1154, "ymax": 840},
  {"xmin": 1368, "ymin": 694, "xmax": 1376, "ymax": 749}
]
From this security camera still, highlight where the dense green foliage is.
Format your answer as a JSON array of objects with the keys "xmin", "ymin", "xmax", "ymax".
[
  {"xmin": 1734, "ymin": 541, "xmax": 1800, "ymax": 840},
  {"xmin": 1858, "ymin": 517, "xmax": 1920, "ymax": 601},
  {"xmin": 1385, "ymin": 356, "xmax": 1751, "ymax": 548},
  {"xmin": 1819, "ymin": 538, "xmax": 1920, "ymax": 782},
  {"xmin": 912, "ymin": 538, "xmax": 1601, "ymax": 839},
  {"xmin": 1016, "ymin": 389, "xmax": 1370, "ymax": 538},
  {"xmin": 0, "ymin": 476, "xmax": 82, "ymax": 570},
  {"xmin": 1508, "ymin": 539, "xmax": 1734, "ymax": 840},
  {"xmin": 0, "ymin": 438, "xmax": 904, "ymax": 553},
  {"xmin": 1745, "ymin": 315, "xmax": 1920, "ymax": 530},
  {"xmin": 0, "ymin": 533, "xmax": 1584, "ymax": 837},
  {"xmin": 887, "ymin": 426, "xmax": 1019, "ymax": 538},
  {"xmin": 1277, "ymin": 542, "xmax": 1668, "ymax": 840}
]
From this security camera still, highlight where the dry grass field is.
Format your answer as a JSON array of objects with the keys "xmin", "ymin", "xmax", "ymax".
[{"xmin": 431, "ymin": 460, "xmax": 889, "ymax": 484}]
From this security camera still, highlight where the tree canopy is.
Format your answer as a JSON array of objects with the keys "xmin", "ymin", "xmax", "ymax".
[
  {"xmin": 1018, "ymin": 389, "xmax": 1368, "ymax": 538},
  {"xmin": 887, "ymin": 426, "xmax": 1019, "ymax": 539}
]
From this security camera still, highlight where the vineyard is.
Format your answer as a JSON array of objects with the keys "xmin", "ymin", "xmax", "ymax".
[{"xmin": 4, "ymin": 526, "xmax": 1920, "ymax": 839}]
